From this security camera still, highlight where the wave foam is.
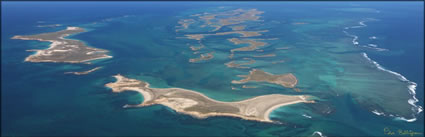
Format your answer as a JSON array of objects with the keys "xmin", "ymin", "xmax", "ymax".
[
  {"xmin": 372, "ymin": 110, "xmax": 385, "ymax": 116},
  {"xmin": 302, "ymin": 114, "xmax": 312, "ymax": 118},
  {"xmin": 394, "ymin": 117, "xmax": 417, "ymax": 122},
  {"xmin": 343, "ymin": 18, "xmax": 422, "ymax": 122},
  {"xmin": 369, "ymin": 36, "xmax": 377, "ymax": 39},
  {"xmin": 362, "ymin": 53, "xmax": 423, "ymax": 122},
  {"xmin": 367, "ymin": 44, "xmax": 377, "ymax": 47},
  {"xmin": 343, "ymin": 19, "xmax": 383, "ymax": 51},
  {"xmin": 312, "ymin": 131, "xmax": 326, "ymax": 137},
  {"xmin": 343, "ymin": 30, "xmax": 359, "ymax": 45},
  {"xmin": 361, "ymin": 45, "xmax": 389, "ymax": 51},
  {"xmin": 347, "ymin": 18, "xmax": 377, "ymax": 29}
]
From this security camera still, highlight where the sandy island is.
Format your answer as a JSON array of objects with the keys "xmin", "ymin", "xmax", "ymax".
[
  {"xmin": 190, "ymin": 44, "xmax": 205, "ymax": 51},
  {"xmin": 228, "ymin": 38, "xmax": 267, "ymax": 52},
  {"xmin": 105, "ymin": 74, "xmax": 314, "ymax": 123},
  {"xmin": 64, "ymin": 66, "xmax": 103, "ymax": 75},
  {"xmin": 11, "ymin": 27, "xmax": 112, "ymax": 63},
  {"xmin": 231, "ymin": 25, "xmax": 246, "ymax": 31},
  {"xmin": 189, "ymin": 52, "xmax": 214, "ymax": 63},
  {"xmin": 225, "ymin": 58, "xmax": 256, "ymax": 69},
  {"xmin": 232, "ymin": 69, "xmax": 298, "ymax": 88},
  {"xmin": 242, "ymin": 85, "xmax": 258, "ymax": 88},
  {"xmin": 227, "ymin": 38, "xmax": 268, "ymax": 59},
  {"xmin": 176, "ymin": 19, "xmax": 196, "ymax": 32},
  {"xmin": 253, "ymin": 53, "xmax": 276, "ymax": 58}
]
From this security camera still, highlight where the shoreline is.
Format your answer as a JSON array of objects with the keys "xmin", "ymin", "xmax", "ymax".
[{"xmin": 263, "ymin": 98, "xmax": 307, "ymax": 122}]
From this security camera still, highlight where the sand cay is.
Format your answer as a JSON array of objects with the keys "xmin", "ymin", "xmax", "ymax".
[
  {"xmin": 105, "ymin": 74, "xmax": 314, "ymax": 123},
  {"xmin": 225, "ymin": 58, "xmax": 256, "ymax": 69},
  {"xmin": 64, "ymin": 66, "xmax": 102, "ymax": 75},
  {"xmin": 228, "ymin": 38, "xmax": 267, "ymax": 52},
  {"xmin": 176, "ymin": 19, "xmax": 196, "ymax": 32},
  {"xmin": 253, "ymin": 53, "xmax": 276, "ymax": 58},
  {"xmin": 232, "ymin": 69, "xmax": 298, "ymax": 88},
  {"xmin": 11, "ymin": 27, "xmax": 112, "ymax": 63},
  {"xmin": 242, "ymin": 85, "xmax": 258, "ymax": 88},
  {"xmin": 190, "ymin": 45, "xmax": 205, "ymax": 51},
  {"xmin": 231, "ymin": 25, "xmax": 246, "ymax": 31},
  {"xmin": 189, "ymin": 52, "xmax": 214, "ymax": 63}
]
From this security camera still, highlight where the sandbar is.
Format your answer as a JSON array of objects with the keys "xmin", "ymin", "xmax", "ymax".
[
  {"xmin": 190, "ymin": 45, "xmax": 205, "ymax": 51},
  {"xmin": 242, "ymin": 85, "xmax": 258, "ymax": 88},
  {"xmin": 64, "ymin": 66, "xmax": 103, "ymax": 75},
  {"xmin": 276, "ymin": 47, "xmax": 291, "ymax": 50},
  {"xmin": 225, "ymin": 58, "xmax": 256, "ymax": 69},
  {"xmin": 228, "ymin": 38, "xmax": 267, "ymax": 52},
  {"xmin": 189, "ymin": 52, "xmax": 214, "ymax": 63},
  {"xmin": 253, "ymin": 53, "xmax": 276, "ymax": 58},
  {"xmin": 176, "ymin": 19, "xmax": 196, "ymax": 32},
  {"xmin": 230, "ymin": 25, "xmax": 246, "ymax": 31}
]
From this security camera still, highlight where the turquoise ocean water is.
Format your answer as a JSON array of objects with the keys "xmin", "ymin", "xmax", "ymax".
[{"xmin": 2, "ymin": 2, "xmax": 423, "ymax": 136}]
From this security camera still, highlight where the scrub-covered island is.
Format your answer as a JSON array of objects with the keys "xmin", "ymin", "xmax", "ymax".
[{"xmin": 12, "ymin": 27, "xmax": 112, "ymax": 63}]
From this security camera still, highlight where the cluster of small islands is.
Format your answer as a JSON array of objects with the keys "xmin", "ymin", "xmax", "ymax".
[
  {"xmin": 11, "ymin": 8, "xmax": 315, "ymax": 123},
  {"xmin": 176, "ymin": 8, "xmax": 301, "ymax": 92}
]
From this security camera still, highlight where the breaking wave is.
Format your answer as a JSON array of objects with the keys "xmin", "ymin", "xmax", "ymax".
[
  {"xmin": 302, "ymin": 114, "xmax": 312, "ymax": 119},
  {"xmin": 312, "ymin": 131, "xmax": 326, "ymax": 137},
  {"xmin": 343, "ymin": 18, "xmax": 388, "ymax": 51},
  {"xmin": 343, "ymin": 18, "xmax": 423, "ymax": 122},
  {"xmin": 362, "ymin": 53, "xmax": 423, "ymax": 122}
]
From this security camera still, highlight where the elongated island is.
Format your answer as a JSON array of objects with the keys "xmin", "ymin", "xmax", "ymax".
[
  {"xmin": 105, "ymin": 74, "xmax": 314, "ymax": 123},
  {"xmin": 12, "ymin": 27, "xmax": 112, "ymax": 63},
  {"xmin": 232, "ymin": 69, "xmax": 298, "ymax": 88}
]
